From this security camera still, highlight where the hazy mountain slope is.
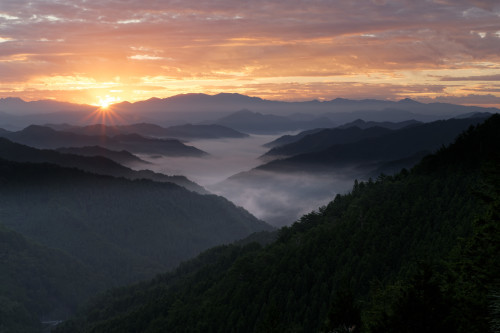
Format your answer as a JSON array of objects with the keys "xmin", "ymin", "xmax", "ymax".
[
  {"xmin": 0, "ymin": 125, "xmax": 207, "ymax": 156},
  {"xmin": 56, "ymin": 115, "xmax": 500, "ymax": 333},
  {"xmin": 0, "ymin": 224, "xmax": 107, "ymax": 333},
  {"xmin": 263, "ymin": 126, "xmax": 393, "ymax": 158},
  {"xmin": 263, "ymin": 128, "xmax": 326, "ymax": 148},
  {"xmin": 262, "ymin": 119, "xmax": 420, "ymax": 149},
  {"xmin": 56, "ymin": 145, "xmax": 149, "ymax": 166},
  {"xmin": 0, "ymin": 97, "xmax": 94, "ymax": 115},
  {"xmin": 0, "ymin": 138, "xmax": 206, "ymax": 193},
  {"xmin": 0, "ymin": 159, "xmax": 272, "ymax": 287},
  {"xmin": 337, "ymin": 118, "xmax": 422, "ymax": 130},
  {"xmin": 109, "ymin": 93, "xmax": 499, "ymax": 126},
  {"xmin": 321, "ymin": 108, "xmax": 441, "ymax": 123},
  {"xmin": 1, "ymin": 94, "xmax": 498, "ymax": 130},
  {"xmin": 216, "ymin": 109, "xmax": 336, "ymax": 134},
  {"xmin": 260, "ymin": 116, "xmax": 488, "ymax": 173},
  {"xmin": 47, "ymin": 123, "xmax": 249, "ymax": 139},
  {"xmin": 110, "ymin": 93, "xmax": 499, "ymax": 118},
  {"xmin": 0, "ymin": 126, "xmax": 11, "ymax": 134},
  {"xmin": 161, "ymin": 124, "xmax": 249, "ymax": 139}
]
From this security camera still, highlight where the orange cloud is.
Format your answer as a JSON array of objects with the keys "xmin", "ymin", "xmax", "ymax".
[{"xmin": 0, "ymin": 0, "xmax": 499, "ymax": 106}]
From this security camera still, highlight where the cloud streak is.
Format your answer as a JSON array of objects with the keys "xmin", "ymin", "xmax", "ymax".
[{"xmin": 0, "ymin": 0, "xmax": 499, "ymax": 105}]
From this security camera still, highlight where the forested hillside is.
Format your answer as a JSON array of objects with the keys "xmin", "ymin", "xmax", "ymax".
[
  {"xmin": 57, "ymin": 115, "xmax": 499, "ymax": 333},
  {"xmin": 0, "ymin": 224, "xmax": 105, "ymax": 333},
  {"xmin": 0, "ymin": 160, "xmax": 270, "ymax": 283},
  {"xmin": 0, "ymin": 158, "xmax": 271, "ymax": 332}
]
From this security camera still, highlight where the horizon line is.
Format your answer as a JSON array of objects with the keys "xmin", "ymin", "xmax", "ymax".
[{"xmin": 2, "ymin": 92, "xmax": 499, "ymax": 110}]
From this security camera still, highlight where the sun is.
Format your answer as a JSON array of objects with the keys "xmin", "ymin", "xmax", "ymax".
[{"xmin": 98, "ymin": 95, "xmax": 119, "ymax": 109}]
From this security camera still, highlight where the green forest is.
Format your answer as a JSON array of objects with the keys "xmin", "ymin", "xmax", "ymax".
[{"xmin": 54, "ymin": 115, "xmax": 500, "ymax": 332}]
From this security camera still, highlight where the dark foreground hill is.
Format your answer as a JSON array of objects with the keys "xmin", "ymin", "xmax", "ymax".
[
  {"xmin": 0, "ymin": 160, "xmax": 270, "ymax": 281},
  {"xmin": 56, "ymin": 115, "xmax": 500, "ymax": 333},
  {"xmin": 0, "ymin": 159, "xmax": 271, "ymax": 331},
  {"xmin": 0, "ymin": 224, "xmax": 106, "ymax": 333}
]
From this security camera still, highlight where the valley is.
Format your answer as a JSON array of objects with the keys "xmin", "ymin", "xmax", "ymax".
[
  {"xmin": 0, "ymin": 93, "xmax": 498, "ymax": 332},
  {"xmin": 3, "ymin": 1, "xmax": 500, "ymax": 331}
]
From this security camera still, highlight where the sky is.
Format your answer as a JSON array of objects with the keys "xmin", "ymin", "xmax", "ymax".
[{"xmin": 1, "ymin": 0, "xmax": 500, "ymax": 107}]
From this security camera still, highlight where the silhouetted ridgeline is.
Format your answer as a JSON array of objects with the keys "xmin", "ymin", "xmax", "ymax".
[
  {"xmin": 55, "ymin": 115, "xmax": 500, "ymax": 332},
  {"xmin": 0, "ymin": 138, "xmax": 206, "ymax": 193},
  {"xmin": 56, "ymin": 145, "xmax": 150, "ymax": 165},
  {"xmin": 260, "ymin": 116, "xmax": 489, "ymax": 173},
  {"xmin": 0, "ymin": 125, "xmax": 207, "ymax": 156}
]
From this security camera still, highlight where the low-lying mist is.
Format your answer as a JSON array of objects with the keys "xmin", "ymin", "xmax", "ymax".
[
  {"xmin": 134, "ymin": 135, "xmax": 356, "ymax": 227},
  {"xmin": 135, "ymin": 135, "xmax": 277, "ymax": 185},
  {"xmin": 210, "ymin": 170, "xmax": 355, "ymax": 226}
]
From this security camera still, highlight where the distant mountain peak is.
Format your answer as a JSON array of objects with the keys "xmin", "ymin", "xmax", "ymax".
[
  {"xmin": 398, "ymin": 98, "xmax": 421, "ymax": 104},
  {"xmin": 0, "ymin": 97, "xmax": 25, "ymax": 103},
  {"xmin": 21, "ymin": 124, "xmax": 57, "ymax": 133}
]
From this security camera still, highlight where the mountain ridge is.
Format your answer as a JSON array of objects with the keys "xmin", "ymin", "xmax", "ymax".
[
  {"xmin": 45, "ymin": 122, "xmax": 249, "ymax": 139},
  {"xmin": 0, "ymin": 137, "xmax": 206, "ymax": 193},
  {"xmin": 2, "ymin": 93, "xmax": 498, "ymax": 118},
  {"xmin": 54, "ymin": 115, "xmax": 500, "ymax": 333},
  {"xmin": 0, "ymin": 125, "xmax": 208, "ymax": 156}
]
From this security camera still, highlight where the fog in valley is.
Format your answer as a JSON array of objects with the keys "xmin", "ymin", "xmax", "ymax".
[
  {"xmin": 136, "ymin": 135, "xmax": 274, "ymax": 185},
  {"xmin": 133, "ymin": 134, "xmax": 355, "ymax": 226}
]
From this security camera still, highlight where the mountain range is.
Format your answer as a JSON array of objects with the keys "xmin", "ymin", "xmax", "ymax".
[
  {"xmin": 56, "ymin": 145, "xmax": 150, "ymax": 166},
  {"xmin": 259, "ymin": 116, "xmax": 490, "ymax": 173},
  {"xmin": 1, "ymin": 93, "xmax": 499, "ymax": 333},
  {"xmin": 109, "ymin": 93, "xmax": 499, "ymax": 117},
  {"xmin": 0, "ymin": 138, "xmax": 205, "ymax": 193},
  {"xmin": 262, "ymin": 119, "xmax": 421, "ymax": 149},
  {"xmin": 0, "ymin": 125, "xmax": 207, "ymax": 156},
  {"xmin": 54, "ymin": 114, "xmax": 500, "ymax": 333},
  {"xmin": 215, "ymin": 109, "xmax": 337, "ymax": 134},
  {"xmin": 262, "ymin": 126, "xmax": 394, "ymax": 158},
  {"xmin": 211, "ymin": 115, "xmax": 490, "ymax": 226},
  {"xmin": 46, "ymin": 123, "xmax": 249, "ymax": 140},
  {"xmin": 1, "ymin": 94, "xmax": 498, "ymax": 130}
]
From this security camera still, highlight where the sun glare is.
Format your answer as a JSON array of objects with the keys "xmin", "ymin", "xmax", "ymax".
[
  {"xmin": 84, "ymin": 95, "xmax": 125, "ymax": 126},
  {"xmin": 98, "ymin": 95, "xmax": 119, "ymax": 109}
]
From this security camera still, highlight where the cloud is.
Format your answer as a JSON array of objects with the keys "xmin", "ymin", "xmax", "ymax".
[
  {"xmin": 439, "ymin": 74, "xmax": 500, "ymax": 81},
  {"xmin": 0, "ymin": 0, "xmax": 499, "ymax": 104},
  {"xmin": 128, "ymin": 55, "xmax": 166, "ymax": 61}
]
